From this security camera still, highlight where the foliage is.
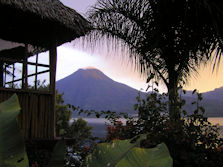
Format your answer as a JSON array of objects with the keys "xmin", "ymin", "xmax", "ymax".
[
  {"xmin": 26, "ymin": 141, "xmax": 52, "ymax": 167},
  {"xmin": 85, "ymin": 135, "xmax": 173, "ymax": 167},
  {"xmin": 47, "ymin": 140, "xmax": 66, "ymax": 167},
  {"xmin": 0, "ymin": 93, "xmax": 94, "ymax": 167},
  {"xmin": 0, "ymin": 94, "xmax": 67, "ymax": 167},
  {"xmin": 64, "ymin": 118, "xmax": 95, "ymax": 167},
  {"xmin": 66, "ymin": 118, "xmax": 93, "ymax": 146},
  {"xmin": 55, "ymin": 90, "xmax": 94, "ymax": 145},
  {"xmin": 23, "ymin": 87, "xmax": 94, "ymax": 167},
  {"xmin": 55, "ymin": 91, "xmax": 95, "ymax": 167},
  {"xmin": 27, "ymin": 140, "xmax": 68, "ymax": 167},
  {"xmin": 32, "ymin": 80, "xmax": 49, "ymax": 91},
  {"xmin": 87, "ymin": 0, "xmax": 223, "ymax": 120},
  {"xmin": 104, "ymin": 90, "xmax": 223, "ymax": 167},
  {"xmin": 0, "ymin": 94, "xmax": 29, "ymax": 167},
  {"xmin": 55, "ymin": 91, "xmax": 93, "ymax": 140},
  {"xmin": 56, "ymin": 91, "xmax": 72, "ymax": 137}
]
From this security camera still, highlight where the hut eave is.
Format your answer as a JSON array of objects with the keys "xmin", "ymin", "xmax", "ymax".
[{"xmin": 0, "ymin": 0, "xmax": 91, "ymax": 48}]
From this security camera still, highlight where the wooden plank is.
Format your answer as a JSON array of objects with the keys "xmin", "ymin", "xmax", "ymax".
[
  {"xmin": 35, "ymin": 54, "xmax": 38, "ymax": 90},
  {"xmin": 0, "ymin": 87, "xmax": 52, "ymax": 95},
  {"xmin": 34, "ymin": 95, "xmax": 38, "ymax": 138},
  {"xmin": 0, "ymin": 85, "xmax": 53, "ymax": 139},
  {"xmin": 6, "ymin": 69, "xmax": 50, "ymax": 84},
  {"xmin": 0, "ymin": 62, "xmax": 3, "ymax": 87},
  {"xmin": 31, "ymin": 95, "xmax": 36, "ymax": 138},
  {"xmin": 42, "ymin": 95, "xmax": 47, "ymax": 138},
  {"xmin": 4, "ymin": 65, "xmax": 6, "ymax": 87},
  {"xmin": 49, "ymin": 43, "xmax": 57, "ymax": 139},
  {"xmin": 22, "ymin": 45, "xmax": 28, "ymax": 89},
  {"xmin": 44, "ymin": 95, "xmax": 49, "ymax": 138},
  {"xmin": 37, "ymin": 95, "xmax": 42, "ymax": 138},
  {"xmin": 0, "ymin": 57, "xmax": 50, "ymax": 68},
  {"xmin": 38, "ymin": 95, "xmax": 42, "ymax": 138},
  {"xmin": 48, "ymin": 94, "xmax": 51, "ymax": 139},
  {"xmin": 12, "ymin": 64, "xmax": 15, "ymax": 88}
]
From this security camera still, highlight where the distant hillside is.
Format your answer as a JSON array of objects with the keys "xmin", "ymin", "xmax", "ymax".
[
  {"xmin": 182, "ymin": 88, "xmax": 223, "ymax": 117},
  {"xmin": 56, "ymin": 68, "xmax": 223, "ymax": 117},
  {"xmin": 183, "ymin": 87, "xmax": 223, "ymax": 100},
  {"xmin": 202, "ymin": 87, "xmax": 223, "ymax": 100},
  {"xmin": 56, "ymin": 68, "xmax": 142, "ymax": 115}
]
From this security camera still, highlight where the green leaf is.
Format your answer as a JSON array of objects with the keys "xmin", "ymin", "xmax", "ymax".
[
  {"xmin": 47, "ymin": 140, "xmax": 65, "ymax": 167},
  {"xmin": 59, "ymin": 129, "xmax": 66, "ymax": 136},
  {"xmin": 96, "ymin": 112, "xmax": 100, "ymax": 118},
  {"xmin": 192, "ymin": 89, "xmax": 197, "ymax": 94},
  {"xmin": 154, "ymin": 81, "xmax": 159, "ymax": 86},
  {"xmin": 0, "ymin": 94, "xmax": 29, "ymax": 167},
  {"xmin": 85, "ymin": 135, "xmax": 172, "ymax": 167},
  {"xmin": 199, "ymin": 107, "xmax": 205, "ymax": 114},
  {"xmin": 181, "ymin": 99, "xmax": 186, "ymax": 106},
  {"xmin": 198, "ymin": 93, "xmax": 203, "ymax": 101},
  {"xmin": 146, "ymin": 74, "xmax": 155, "ymax": 83},
  {"xmin": 134, "ymin": 104, "xmax": 138, "ymax": 110},
  {"xmin": 191, "ymin": 101, "xmax": 196, "ymax": 105}
]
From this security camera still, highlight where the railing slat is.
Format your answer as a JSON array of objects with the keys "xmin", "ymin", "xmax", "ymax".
[{"xmin": 0, "ymin": 89, "xmax": 52, "ymax": 139}]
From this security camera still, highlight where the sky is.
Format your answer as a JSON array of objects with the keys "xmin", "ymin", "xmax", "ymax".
[{"xmin": 55, "ymin": 0, "xmax": 223, "ymax": 93}]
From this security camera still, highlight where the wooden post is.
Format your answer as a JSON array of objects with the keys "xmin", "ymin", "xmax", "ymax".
[
  {"xmin": 0, "ymin": 62, "xmax": 3, "ymax": 87},
  {"xmin": 35, "ymin": 54, "xmax": 38, "ymax": 90},
  {"xmin": 4, "ymin": 64, "xmax": 6, "ymax": 87},
  {"xmin": 12, "ymin": 63, "xmax": 15, "ymax": 88},
  {"xmin": 49, "ymin": 43, "xmax": 57, "ymax": 139},
  {"xmin": 22, "ymin": 45, "xmax": 28, "ymax": 89}
]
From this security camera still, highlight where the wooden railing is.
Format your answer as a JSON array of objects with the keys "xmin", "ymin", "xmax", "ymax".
[{"xmin": 0, "ymin": 88, "xmax": 54, "ymax": 139}]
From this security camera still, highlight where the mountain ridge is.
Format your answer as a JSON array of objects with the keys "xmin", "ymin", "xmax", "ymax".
[
  {"xmin": 56, "ymin": 68, "xmax": 223, "ymax": 117},
  {"xmin": 56, "ymin": 68, "xmax": 141, "ymax": 114}
]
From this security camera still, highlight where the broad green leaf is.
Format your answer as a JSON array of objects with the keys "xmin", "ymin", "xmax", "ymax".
[
  {"xmin": 0, "ymin": 94, "xmax": 29, "ymax": 167},
  {"xmin": 85, "ymin": 136, "xmax": 173, "ymax": 167},
  {"xmin": 116, "ymin": 143, "xmax": 172, "ymax": 167},
  {"xmin": 47, "ymin": 140, "xmax": 65, "ymax": 167}
]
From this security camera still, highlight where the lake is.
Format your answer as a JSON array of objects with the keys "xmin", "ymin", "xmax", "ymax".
[{"xmin": 71, "ymin": 117, "xmax": 223, "ymax": 138}]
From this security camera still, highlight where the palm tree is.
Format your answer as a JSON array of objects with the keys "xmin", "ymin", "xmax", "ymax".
[{"xmin": 87, "ymin": 0, "xmax": 223, "ymax": 121}]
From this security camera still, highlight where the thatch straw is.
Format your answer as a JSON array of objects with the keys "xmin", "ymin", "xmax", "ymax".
[{"xmin": 0, "ymin": 0, "xmax": 91, "ymax": 47}]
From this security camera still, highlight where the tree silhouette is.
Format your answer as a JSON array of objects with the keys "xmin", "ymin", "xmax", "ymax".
[{"xmin": 87, "ymin": 0, "xmax": 223, "ymax": 120}]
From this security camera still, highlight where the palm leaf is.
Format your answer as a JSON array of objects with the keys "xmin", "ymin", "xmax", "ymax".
[
  {"xmin": 87, "ymin": 0, "xmax": 223, "ymax": 86},
  {"xmin": 0, "ymin": 94, "xmax": 29, "ymax": 167},
  {"xmin": 85, "ymin": 135, "xmax": 172, "ymax": 167}
]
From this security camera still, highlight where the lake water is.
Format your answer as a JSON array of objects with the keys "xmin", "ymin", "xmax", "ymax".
[{"xmin": 71, "ymin": 117, "xmax": 223, "ymax": 138}]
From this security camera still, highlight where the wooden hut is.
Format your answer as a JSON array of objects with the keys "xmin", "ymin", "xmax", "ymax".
[{"xmin": 0, "ymin": 0, "xmax": 90, "ymax": 139}]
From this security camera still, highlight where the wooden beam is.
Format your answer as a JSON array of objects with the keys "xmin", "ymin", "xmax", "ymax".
[
  {"xmin": 49, "ymin": 43, "xmax": 57, "ymax": 139},
  {"xmin": 0, "ymin": 87, "xmax": 52, "ymax": 95},
  {"xmin": 4, "ymin": 65, "xmax": 6, "ymax": 87},
  {"xmin": 0, "ymin": 62, "xmax": 3, "ymax": 87},
  {"xmin": 22, "ymin": 44, "xmax": 28, "ymax": 89},
  {"xmin": 35, "ymin": 54, "xmax": 38, "ymax": 90},
  {"xmin": 12, "ymin": 63, "xmax": 15, "ymax": 88},
  {"xmin": 0, "ymin": 57, "xmax": 50, "ymax": 68},
  {"xmin": 5, "ymin": 69, "xmax": 50, "ymax": 85}
]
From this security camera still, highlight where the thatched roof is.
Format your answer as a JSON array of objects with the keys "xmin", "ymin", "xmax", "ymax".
[
  {"xmin": 0, "ymin": 46, "xmax": 28, "ymax": 62},
  {"xmin": 0, "ymin": 0, "xmax": 91, "ymax": 48}
]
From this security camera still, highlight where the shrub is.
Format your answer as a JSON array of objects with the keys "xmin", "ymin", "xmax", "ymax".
[
  {"xmin": 105, "ymin": 90, "xmax": 223, "ymax": 167},
  {"xmin": 55, "ymin": 92, "xmax": 95, "ymax": 167}
]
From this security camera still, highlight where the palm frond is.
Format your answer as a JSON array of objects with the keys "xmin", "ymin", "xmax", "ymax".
[{"xmin": 86, "ymin": 0, "xmax": 223, "ymax": 88}]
